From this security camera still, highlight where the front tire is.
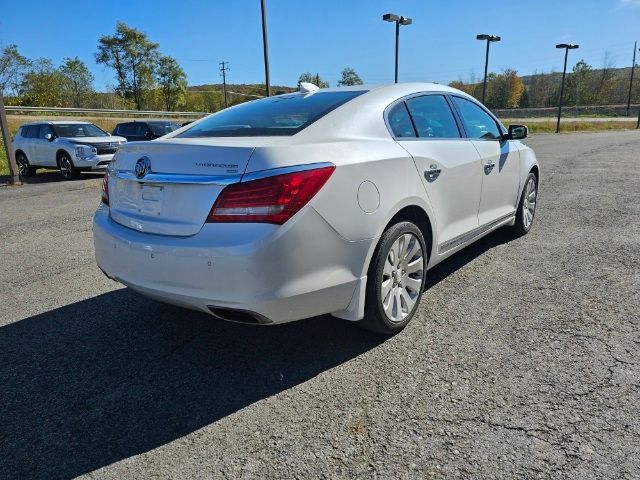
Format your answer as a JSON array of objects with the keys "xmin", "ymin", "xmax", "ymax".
[
  {"xmin": 58, "ymin": 152, "xmax": 79, "ymax": 180},
  {"xmin": 511, "ymin": 172, "xmax": 538, "ymax": 235},
  {"xmin": 16, "ymin": 152, "xmax": 36, "ymax": 177},
  {"xmin": 360, "ymin": 221, "xmax": 427, "ymax": 335}
]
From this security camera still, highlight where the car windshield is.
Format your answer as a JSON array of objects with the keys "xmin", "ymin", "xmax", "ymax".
[
  {"xmin": 53, "ymin": 123, "xmax": 109, "ymax": 138},
  {"xmin": 148, "ymin": 122, "xmax": 181, "ymax": 136},
  {"xmin": 178, "ymin": 91, "xmax": 367, "ymax": 137}
]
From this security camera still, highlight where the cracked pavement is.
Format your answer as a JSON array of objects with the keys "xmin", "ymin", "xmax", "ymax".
[{"xmin": 0, "ymin": 131, "xmax": 638, "ymax": 479}]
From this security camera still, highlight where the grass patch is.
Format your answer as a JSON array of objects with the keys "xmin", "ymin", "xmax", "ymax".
[{"xmin": 512, "ymin": 120, "xmax": 637, "ymax": 134}]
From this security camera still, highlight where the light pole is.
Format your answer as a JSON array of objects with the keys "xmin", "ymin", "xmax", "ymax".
[
  {"xmin": 555, "ymin": 43, "xmax": 579, "ymax": 134},
  {"xmin": 260, "ymin": 0, "xmax": 271, "ymax": 97},
  {"xmin": 383, "ymin": 13, "xmax": 412, "ymax": 83},
  {"xmin": 476, "ymin": 34, "xmax": 501, "ymax": 105},
  {"xmin": 626, "ymin": 41, "xmax": 637, "ymax": 117}
]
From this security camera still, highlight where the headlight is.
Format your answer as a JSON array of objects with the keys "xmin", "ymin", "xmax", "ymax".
[{"xmin": 75, "ymin": 145, "xmax": 97, "ymax": 159}]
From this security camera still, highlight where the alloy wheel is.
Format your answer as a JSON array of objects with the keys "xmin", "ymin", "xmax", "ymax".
[
  {"xmin": 522, "ymin": 177, "xmax": 537, "ymax": 229},
  {"xmin": 16, "ymin": 155, "xmax": 29, "ymax": 177},
  {"xmin": 380, "ymin": 233, "xmax": 424, "ymax": 323},
  {"xmin": 60, "ymin": 156, "xmax": 73, "ymax": 179}
]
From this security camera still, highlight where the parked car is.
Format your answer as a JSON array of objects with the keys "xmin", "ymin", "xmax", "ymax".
[
  {"xmin": 13, "ymin": 121, "xmax": 126, "ymax": 179},
  {"xmin": 94, "ymin": 83, "xmax": 538, "ymax": 335},
  {"xmin": 112, "ymin": 120, "xmax": 181, "ymax": 142}
]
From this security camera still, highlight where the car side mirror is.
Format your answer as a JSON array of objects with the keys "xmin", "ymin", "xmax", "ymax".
[
  {"xmin": 508, "ymin": 124, "xmax": 528, "ymax": 140},
  {"xmin": 44, "ymin": 133, "xmax": 54, "ymax": 141}
]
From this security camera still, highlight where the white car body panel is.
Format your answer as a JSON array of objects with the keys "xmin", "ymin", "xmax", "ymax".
[{"xmin": 93, "ymin": 83, "xmax": 539, "ymax": 325}]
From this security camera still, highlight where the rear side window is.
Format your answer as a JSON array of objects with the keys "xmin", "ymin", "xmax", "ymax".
[
  {"xmin": 118, "ymin": 123, "xmax": 136, "ymax": 136},
  {"xmin": 179, "ymin": 91, "xmax": 367, "ymax": 137},
  {"xmin": 23, "ymin": 125, "xmax": 39, "ymax": 138},
  {"xmin": 387, "ymin": 102, "xmax": 416, "ymax": 138},
  {"xmin": 451, "ymin": 96, "xmax": 502, "ymax": 140},
  {"xmin": 405, "ymin": 95, "xmax": 461, "ymax": 139}
]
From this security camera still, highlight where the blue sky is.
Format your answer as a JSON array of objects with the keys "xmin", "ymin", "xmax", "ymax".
[{"xmin": 1, "ymin": 0, "xmax": 639, "ymax": 90}]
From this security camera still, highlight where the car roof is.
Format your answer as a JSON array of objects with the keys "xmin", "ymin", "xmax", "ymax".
[{"xmin": 20, "ymin": 120, "xmax": 93, "ymax": 126}]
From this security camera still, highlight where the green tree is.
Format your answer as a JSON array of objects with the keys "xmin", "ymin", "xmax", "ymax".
[
  {"xmin": 60, "ymin": 57, "xmax": 94, "ymax": 107},
  {"xmin": 298, "ymin": 72, "xmax": 329, "ymax": 88},
  {"xmin": 337, "ymin": 67, "xmax": 363, "ymax": 86},
  {"xmin": 566, "ymin": 60, "xmax": 593, "ymax": 106},
  {"xmin": 96, "ymin": 22, "xmax": 160, "ymax": 109},
  {"xmin": 155, "ymin": 55, "xmax": 188, "ymax": 111},
  {"xmin": 21, "ymin": 59, "xmax": 67, "ymax": 106},
  {"xmin": 0, "ymin": 44, "xmax": 30, "ymax": 96}
]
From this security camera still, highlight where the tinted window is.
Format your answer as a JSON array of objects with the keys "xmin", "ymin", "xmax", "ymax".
[
  {"xmin": 24, "ymin": 125, "xmax": 39, "ymax": 138},
  {"xmin": 38, "ymin": 124, "xmax": 55, "ymax": 139},
  {"xmin": 148, "ymin": 122, "xmax": 180, "ymax": 136},
  {"xmin": 117, "ymin": 123, "xmax": 136, "ymax": 136},
  {"xmin": 452, "ymin": 96, "xmax": 502, "ymax": 140},
  {"xmin": 179, "ymin": 91, "xmax": 367, "ymax": 137},
  {"xmin": 405, "ymin": 95, "xmax": 461, "ymax": 138},
  {"xmin": 135, "ymin": 123, "xmax": 150, "ymax": 136},
  {"xmin": 52, "ymin": 123, "xmax": 108, "ymax": 138},
  {"xmin": 387, "ymin": 102, "xmax": 416, "ymax": 138}
]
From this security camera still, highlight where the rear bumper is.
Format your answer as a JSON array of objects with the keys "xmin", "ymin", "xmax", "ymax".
[{"xmin": 93, "ymin": 204, "xmax": 373, "ymax": 323}]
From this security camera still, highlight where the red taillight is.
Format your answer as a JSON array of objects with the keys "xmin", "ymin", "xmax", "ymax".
[
  {"xmin": 207, "ymin": 165, "xmax": 335, "ymax": 224},
  {"xmin": 101, "ymin": 175, "xmax": 109, "ymax": 205}
]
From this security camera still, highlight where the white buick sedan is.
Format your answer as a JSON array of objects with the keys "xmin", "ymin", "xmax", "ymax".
[{"xmin": 94, "ymin": 83, "xmax": 538, "ymax": 334}]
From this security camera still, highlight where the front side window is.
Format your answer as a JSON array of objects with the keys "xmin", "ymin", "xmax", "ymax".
[
  {"xmin": 52, "ymin": 123, "xmax": 109, "ymax": 138},
  {"xmin": 38, "ymin": 124, "xmax": 55, "ymax": 139},
  {"xmin": 387, "ymin": 102, "xmax": 416, "ymax": 138},
  {"xmin": 405, "ymin": 95, "xmax": 461, "ymax": 139},
  {"xmin": 451, "ymin": 96, "xmax": 502, "ymax": 140},
  {"xmin": 179, "ymin": 91, "xmax": 367, "ymax": 137}
]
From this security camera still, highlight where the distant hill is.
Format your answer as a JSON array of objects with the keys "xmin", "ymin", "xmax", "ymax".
[{"xmin": 188, "ymin": 83, "xmax": 297, "ymax": 97}]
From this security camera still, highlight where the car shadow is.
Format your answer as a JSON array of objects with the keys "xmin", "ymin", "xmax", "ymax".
[
  {"xmin": 18, "ymin": 170, "xmax": 104, "ymax": 184},
  {"xmin": 425, "ymin": 227, "xmax": 516, "ymax": 290},
  {"xmin": 0, "ymin": 228, "xmax": 515, "ymax": 479}
]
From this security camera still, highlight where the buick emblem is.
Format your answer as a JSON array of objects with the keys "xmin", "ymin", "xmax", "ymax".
[{"xmin": 135, "ymin": 156, "xmax": 151, "ymax": 179}]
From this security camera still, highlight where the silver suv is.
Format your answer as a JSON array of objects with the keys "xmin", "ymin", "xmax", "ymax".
[{"xmin": 13, "ymin": 121, "xmax": 126, "ymax": 179}]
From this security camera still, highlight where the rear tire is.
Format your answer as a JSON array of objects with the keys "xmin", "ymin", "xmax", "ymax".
[
  {"xmin": 16, "ymin": 152, "xmax": 36, "ymax": 177},
  {"xmin": 58, "ymin": 152, "xmax": 79, "ymax": 180},
  {"xmin": 511, "ymin": 172, "xmax": 538, "ymax": 236},
  {"xmin": 359, "ymin": 221, "xmax": 427, "ymax": 335}
]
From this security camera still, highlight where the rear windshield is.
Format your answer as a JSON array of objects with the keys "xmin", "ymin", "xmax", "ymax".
[
  {"xmin": 53, "ymin": 123, "xmax": 109, "ymax": 138},
  {"xmin": 148, "ymin": 122, "xmax": 180, "ymax": 136},
  {"xmin": 178, "ymin": 91, "xmax": 367, "ymax": 137}
]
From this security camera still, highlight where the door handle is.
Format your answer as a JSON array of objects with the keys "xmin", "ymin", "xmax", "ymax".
[
  {"xmin": 424, "ymin": 165, "xmax": 441, "ymax": 181},
  {"xmin": 484, "ymin": 162, "xmax": 495, "ymax": 174}
]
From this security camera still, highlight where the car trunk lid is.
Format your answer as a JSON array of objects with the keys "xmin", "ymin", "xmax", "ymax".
[{"xmin": 108, "ymin": 140, "xmax": 257, "ymax": 236}]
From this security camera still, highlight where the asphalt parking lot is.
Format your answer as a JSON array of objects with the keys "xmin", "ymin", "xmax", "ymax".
[{"xmin": 0, "ymin": 131, "xmax": 638, "ymax": 479}]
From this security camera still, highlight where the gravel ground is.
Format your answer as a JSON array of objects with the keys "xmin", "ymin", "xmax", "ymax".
[{"xmin": 0, "ymin": 131, "xmax": 638, "ymax": 479}]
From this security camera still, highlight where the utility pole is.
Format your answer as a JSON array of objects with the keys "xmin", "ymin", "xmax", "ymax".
[
  {"xmin": 220, "ymin": 61, "xmax": 230, "ymax": 108},
  {"xmin": 627, "ymin": 41, "xmax": 637, "ymax": 117},
  {"xmin": 0, "ymin": 92, "xmax": 20, "ymax": 185},
  {"xmin": 260, "ymin": 0, "xmax": 271, "ymax": 97}
]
